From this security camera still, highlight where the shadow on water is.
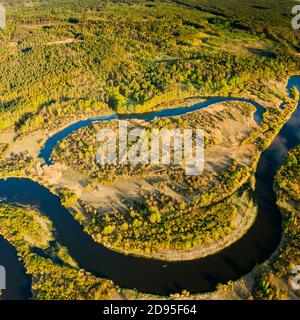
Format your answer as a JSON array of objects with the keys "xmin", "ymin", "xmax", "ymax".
[{"xmin": 0, "ymin": 237, "xmax": 31, "ymax": 300}]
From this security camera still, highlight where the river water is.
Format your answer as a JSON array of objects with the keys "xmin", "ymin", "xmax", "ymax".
[{"xmin": 0, "ymin": 76, "xmax": 299, "ymax": 300}]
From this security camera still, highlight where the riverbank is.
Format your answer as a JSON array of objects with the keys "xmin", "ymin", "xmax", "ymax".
[
  {"xmin": 0, "ymin": 95, "xmax": 207, "ymax": 161},
  {"xmin": 45, "ymin": 87, "xmax": 297, "ymax": 261},
  {"xmin": 0, "ymin": 76, "xmax": 298, "ymax": 298},
  {"xmin": 1, "ymin": 81, "xmax": 298, "ymax": 264},
  {"xmin": 46, "ymin": 100, "xmax": 259, "ymax": 261},
  {"xmin": 252, "ymin": 145, "xmax": 300, "ymax": 300}
]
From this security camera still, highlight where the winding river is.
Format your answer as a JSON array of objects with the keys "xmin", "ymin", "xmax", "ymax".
[{"xmin": 0, "ymin": 76, "xmax": 299, "ymax": 300}]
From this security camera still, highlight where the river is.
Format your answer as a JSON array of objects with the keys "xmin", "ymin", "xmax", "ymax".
[{"xmin": 0, "ymin": 76, "xmax": 299, "ymax": 300}]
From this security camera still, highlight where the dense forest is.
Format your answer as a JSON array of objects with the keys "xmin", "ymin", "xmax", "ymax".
[
  {"xmin": 51, "ymin": 93, "xmax": 298, "ymax": 257},
  {"xmin": 253, "ymin": 146, "xmax": 300, "ymax": 300},
  {"xmin": 0, "ymin": 203, "xmax": 119, "ymax": 299},
  {"xmin": 0, "ymin": 0, "xmax": 299, "ymax": 135},
  {"xmin": 0, "ymin": 0, "xmax": 300, "ymax": 300}
]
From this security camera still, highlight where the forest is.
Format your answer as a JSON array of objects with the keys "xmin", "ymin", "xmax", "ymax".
[
  {"xmin": 0, "ymin": 0, "xmax": 299, "ymax": 136},
  {"xmin": 0, "ymin": 202, "xmax": 120, "ymax": 299},
  {"xmin": 0, "ymin": 0, "xmax": 300, "ymax": 300},
  {"xmin": 50, "ymin": 88, "xmax": 298, "ymax": 257},
  {"xmin": 253, "ymin": 145, "xmax": 300, "ymax": 300}
]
